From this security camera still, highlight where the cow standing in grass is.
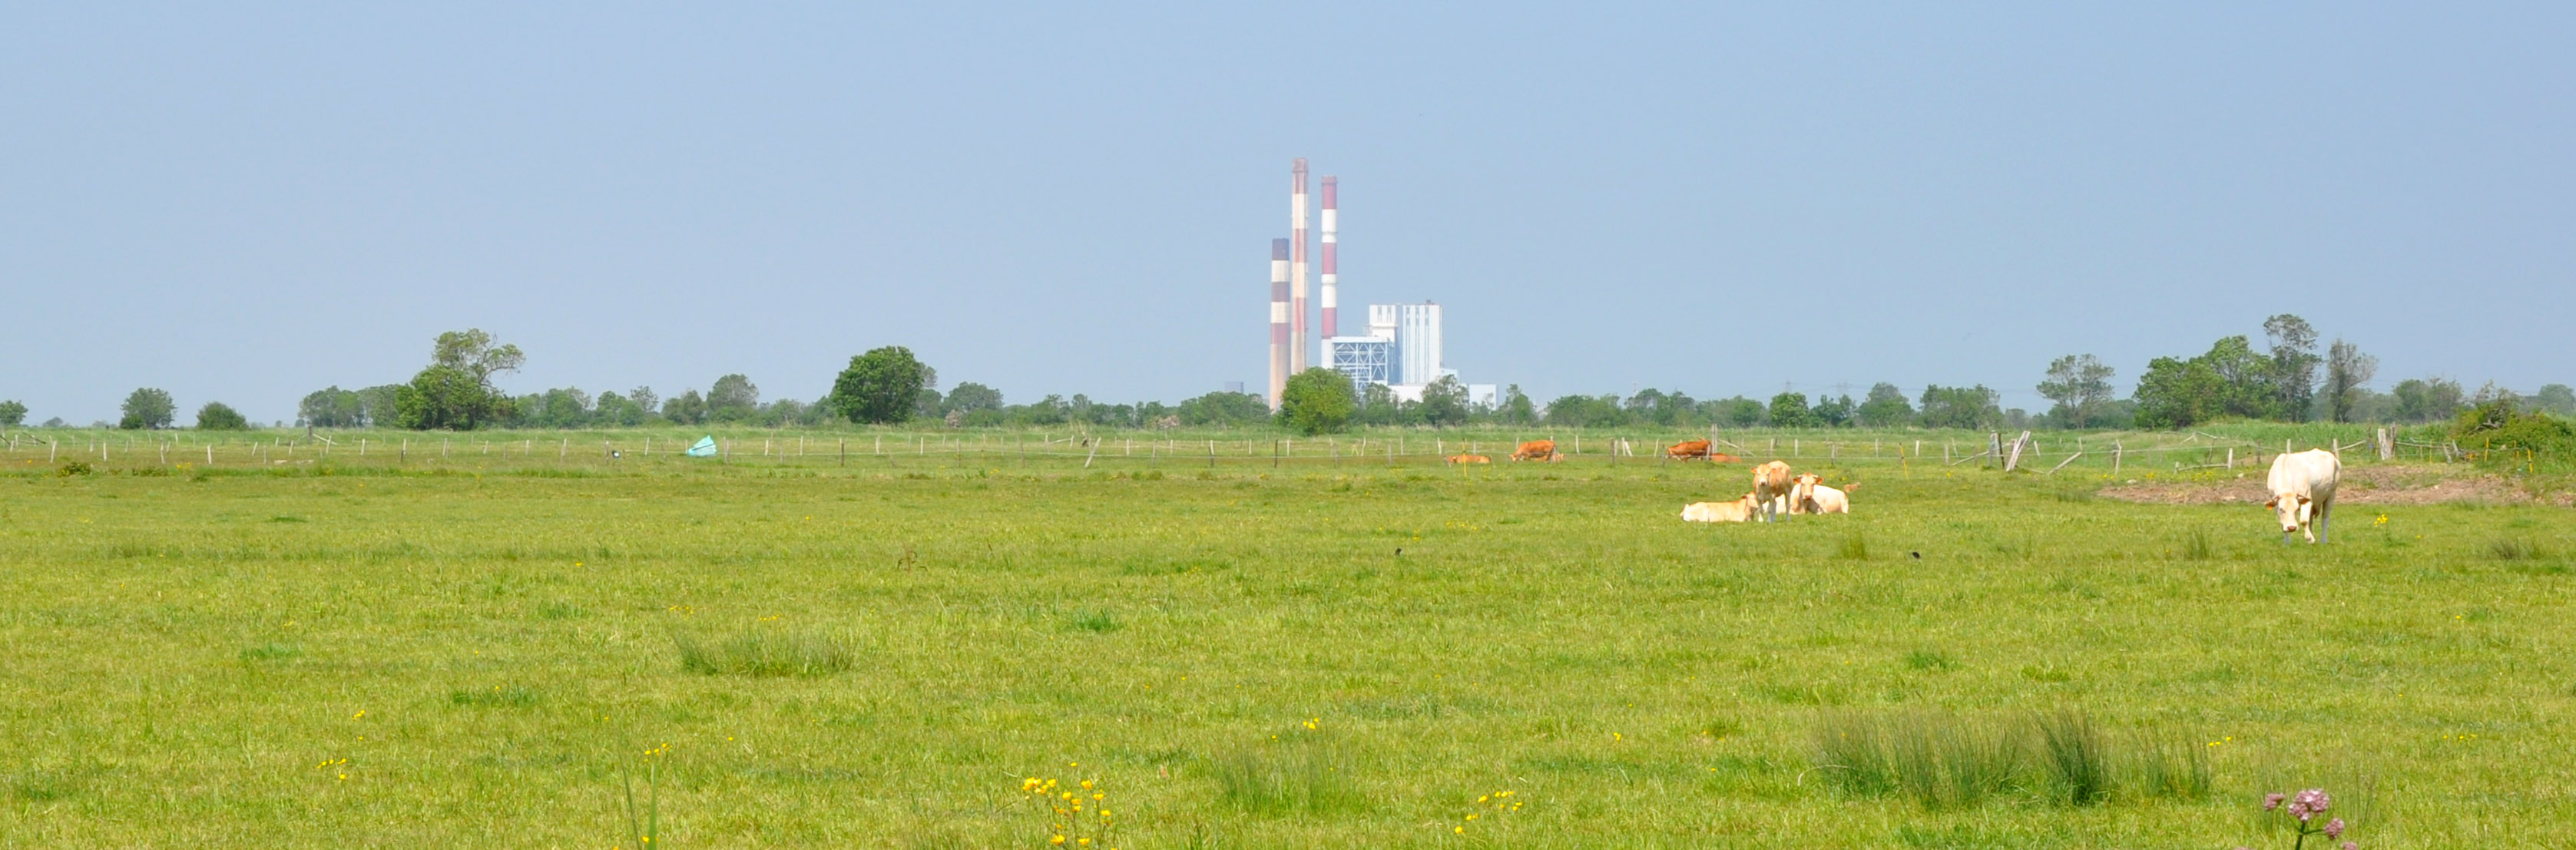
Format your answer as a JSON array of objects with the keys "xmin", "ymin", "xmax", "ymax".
[
  {"xmin": 2263, "ymin": 449, "xmax": 2342, "ymax": 544},
  {"xmin": 1753, "ymin": 461, "xmax": 1795, "ymax": 523},
  {"xmin": 1511, "ymin": 440, "xmax": 1561, "ymax": 462}
]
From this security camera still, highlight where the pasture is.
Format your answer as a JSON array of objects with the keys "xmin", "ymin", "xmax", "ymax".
[{"xmin": 2, "ymin": 428, "xmax": 2570, "ymax": 848}]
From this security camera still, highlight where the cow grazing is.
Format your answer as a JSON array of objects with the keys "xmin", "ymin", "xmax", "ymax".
[
  {"xmin": 1667, "ymin": 438, "xmax": 1710, "ymax": 460},
  {"xmin": 1445, "ymin": 454, "xmax": 1492, "ymax": 465},
  {"xmin": 2264, "ymin": 449, "xmax": 2342, "ymax": 544},
  {"xmin": 1680, "ymin": 494, "xmax": 1758, "ymax": 523},
  {"xmin": 1790, "ymin": 474, "xmax": 1853, "ymax": 514},
  {"xmin": 1511, "ymin": 440, "xmax": 1562, "ymax": 462},
  {"xmin": 1752, "ymin": 461, "xmax": 1795, "ymax": 522}
]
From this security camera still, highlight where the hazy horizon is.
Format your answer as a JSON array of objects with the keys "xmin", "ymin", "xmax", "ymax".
[{"xmin": 6, "ymin": 4, "xmax": 2571, "ymax": 424}]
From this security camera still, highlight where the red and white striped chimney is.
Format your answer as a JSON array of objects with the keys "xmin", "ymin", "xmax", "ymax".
[
  {"xmin": 1290, "ymin": 158, "xmax": 1310, "ymax": 373},
  {"xmin": 1268, "ymin": 237, "xmax": 1291, "ymax": 411},
  {"xmin": 1319, "ymin": 175, "xmax": 1338, "ymax": 342}
]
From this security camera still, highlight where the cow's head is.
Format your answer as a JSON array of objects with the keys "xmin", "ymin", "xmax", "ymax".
[{"xmin": 2263, "ymin": 494, "xmax": 2310, "ymax": 531}]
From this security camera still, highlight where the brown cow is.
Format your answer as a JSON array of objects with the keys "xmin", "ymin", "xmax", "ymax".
[
  {"xmin": 1680, "ymin": 494, "xmax": 1758, "ymax": 523},
  {"xmin": 1511, "ymin": 439, "xmax": 1561, "ymax": 462},
  {"xmin": 1752, "ymin": 461, "xmax": 1795, "ymax": 522},
  {"xmin": 1445, "ymin": 454, "xmax": 1492, "ymax": 465},
  {"xmin": 1667, "ymin": 438, "xmax": 1710, "ymax": 459}
]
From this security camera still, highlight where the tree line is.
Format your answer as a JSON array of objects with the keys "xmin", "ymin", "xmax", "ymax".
[{"xmin": 11, "ymin": 317, "xmax": 2566, "ymax": 435}]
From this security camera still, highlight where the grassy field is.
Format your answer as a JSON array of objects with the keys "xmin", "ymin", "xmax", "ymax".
[{"xmin": 2, "ymin": 428, "xmax": 2570, "ymax": 848}]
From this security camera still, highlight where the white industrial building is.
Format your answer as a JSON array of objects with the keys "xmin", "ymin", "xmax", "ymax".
[{"xmin": 1324, "ymin": 301, "xmax": 1495, "ymax": 406}]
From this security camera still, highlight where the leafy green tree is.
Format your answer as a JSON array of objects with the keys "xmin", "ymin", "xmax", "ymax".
[
  {"xmin": 356, "ymin": 385, "xmax": 404, "ymax": 427},
  {"xmin": 196, "ymin": 402, "xmax": 251, "ymax": 430},
  {"xmin": 707, "ymin": 374, "xmax": 760, "ymax": 422},
  {"xmin": 1351, "ymin": 382, "xmax": 1409, "ymax": 427},
  {"xmin": 299, "ymin": 387, "xmax": 365, "ymax": 428},
  {"xmin": 828, "ymin": 346, "xmax": 929, "ymax": 425},
  {"xmin": 396, "ymin": 365, "xmax": 510, "ymax": 430},
  {"xmin": 1706, "ymin": 396, "xmax": 1766, "ymax": 427},
  {"xmin": 120, "ymin": 388, "xmax": 177, "ymax": 430},
  {"xmin": 2389, "ymin": 378, "xmax": 2464, "ymax": 423},
  {"xmin": 528, "ymin": 387, "xmax": 594, "ymax": 428},
  {"xmin": 1498, "ymin": 385, "xmax": 1537, "ymax": 425},
  {"xmin": 0, "ymin": 399, "xmax": 26, "ymax": 427},
  {"xmin": 1813, "ymin": 395, "xmax": 1856, "ymax": 427},
  {"xmin": 1277, "ymin": 368, "xmax": 1356, "ymax": 435},
  {"xmin": 1854, "ymin": 382, "xmax": 1914, "ymax": 427},
  {"xmin": 1419, "ymin": 375, "xmax": 1471, "ymax": 427},
  {"xmin": 1545, "ymin": 395, "xmax": 1624, "ymax": 427},
  {"xmin": 628, "ymin": 386, "xmax": 660, "ymax": 419},
  {"xmin": 396, "ymin": 329, "xmax": 522, "ymax": 430},
  {"xmin": 2263, "ymin": 314, "xmax": 2321, "ymax": 422},
  {"xmin": 2534, "ymin": 384, "xmax": 2576, "ymax": 417},
  {"xmin": 2037, "ymin": 354, "xmax": 2117, "ymax": 428},
  {"xmin": 1767, "ymin": 392, "xmax": 1817, "ymax": 428},
  {"xmin": 432, "ymin": 329, "xmax": 525, "ymax": 385},
  {"xmin": 1917, "ymin": 385, "xmax": 2002, "ymax": 430},
  {"xmin": 2324, "ymin": 339, "xmax": 2378, "ymax": 423},
  {"xmin": 594, "ymin": 391, "xmax": 645, "ymax": 427},
  {"xmin": 943, "ymin": 382, "xmax": 1003, "ymax": 414},
  {"xmin": 2131, "ymin": 356, "xmax": 2219, "ymax": 429},
  {"xmin": 663, "ymin": 389, "xmax": 708, "ymax": 425}
]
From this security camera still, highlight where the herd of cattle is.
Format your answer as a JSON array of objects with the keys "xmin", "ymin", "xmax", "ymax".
[{"xmin": 1441, "ymin": 437, "xmax": 2349, "ymax": 544}]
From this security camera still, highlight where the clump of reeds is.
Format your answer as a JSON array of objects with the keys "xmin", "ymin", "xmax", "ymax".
[
  {"xmin": 676, "ymin": 627, "xmax": 856, "ymax": 677},
  {"xmin": 1811, "ymin": 708, "xmax": 2210, "ymax": 809}
]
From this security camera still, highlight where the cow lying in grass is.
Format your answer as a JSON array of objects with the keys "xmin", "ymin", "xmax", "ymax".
[
  {"xmin": 1680, "ymin": 494, "xmax": 1758, "ymax": 523},
  {"xmin": 1791, "ymin": 474, "xmax": 1855, "ymax": 514},
  {"xmin": 1445, "ymin": 454, "xmax": 1492, "ymax": 465}
]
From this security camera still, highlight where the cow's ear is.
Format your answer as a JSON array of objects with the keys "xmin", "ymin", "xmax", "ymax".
[
  {"xmin": 2263, "ymin": 497, "xmax": 2278, "ymax": 508},
  {"xmin": 2296, "ymin": 495, "xmax": 2311, "ymax": 505}
]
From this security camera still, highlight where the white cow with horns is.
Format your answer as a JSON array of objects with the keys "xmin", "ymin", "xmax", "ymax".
[{"xmin": 2263, "ymin": 449, "xmax": 2342, "ymax": 544}]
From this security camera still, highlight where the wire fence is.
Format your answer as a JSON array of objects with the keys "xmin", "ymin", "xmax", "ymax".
[{"xmin": 3, "ymin": 424, "xmax": 2461, "ymax": 475}]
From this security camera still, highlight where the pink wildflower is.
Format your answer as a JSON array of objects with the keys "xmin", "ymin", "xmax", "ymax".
[
  {"xmin": 2263, "ymin": 792, "xmax": 2285, "ymax": 811},
  {"xmin": 2324, "ymin": 818, "xmax": 2346, "ymax": 838}
]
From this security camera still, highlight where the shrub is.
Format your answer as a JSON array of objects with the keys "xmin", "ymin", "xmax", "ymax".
[
  {"xmin": 196, "ymin": 402, "xmax": 251, "ymax": 431},
  {"xmin": 676, "ymin": 627, "xmax": 856, "ymax": 677}
]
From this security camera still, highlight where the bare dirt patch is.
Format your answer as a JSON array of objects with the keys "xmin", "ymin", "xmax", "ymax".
[{"xmin": 2097, "ymin": 464, "xmax": 2541, "ymax": 506}]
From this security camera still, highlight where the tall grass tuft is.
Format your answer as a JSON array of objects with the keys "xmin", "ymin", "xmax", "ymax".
[
  {"xmin": 1836, "ymin": 533, "xmax": 1870, "ymax": 561},
  {"xmin": 1210, "ymin": 735, "xmax": 1365, "ymax": 815},
  {"xmin": 2122, "ymin": 731, "xmax": 2212, "ymax": 800},
  {"xmin": 2035, "ymin": 709, "xmax": 2113, "ymax": 805},
  {"xmin": 2181, "ymin": 530, "xmax": 2215, "ymax": 561},
  {"xmin": 676, "ymin": 627, "xmax": 856, "ymax": 677},
  {"xmin": 2486, "ymin": 537, "xmax": 2538, "ymax": 561},
  {"xmin": 1814, "ymin": 712, "xmax": 2020, "ymax": 809}
]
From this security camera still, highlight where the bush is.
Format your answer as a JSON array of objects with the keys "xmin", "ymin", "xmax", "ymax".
[
  {"xmin": 1277, "ymin": 368, "xmax": 1355, "ymax": 435},
  {"xmin": 195, "ymin": 402, "xmax": 251, "ymax": 431}
]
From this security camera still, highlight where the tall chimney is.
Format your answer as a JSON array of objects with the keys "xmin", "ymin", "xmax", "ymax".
[
  {"xmin": 1319, "ymin": 175, "xmax": 1338, "ymax": 343},
  {"xmin": 1290, "ymin": 159, "xmax": 1310, "ymax": 373},
  {"xmin": 1268, "ymin": 237, "xmax": 1290, "ymax": 411}
]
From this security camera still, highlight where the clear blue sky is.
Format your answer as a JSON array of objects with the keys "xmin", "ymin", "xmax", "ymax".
[{"xmin": 5, "ymin": 3, "xmax": 2570, "ymax": 424}]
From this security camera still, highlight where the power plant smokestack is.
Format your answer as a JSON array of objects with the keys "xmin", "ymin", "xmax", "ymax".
[
  {"xmin": 1319, "ymin": 175, "xmax": 1338, "ymax": 343},
  {"xmin": 1268, "ymin": 237, "xmax": 1290, "ymax": 411},
  {"xmin": 1290, "ymin": 159, "xmax": 1310, "ymax": 374}
]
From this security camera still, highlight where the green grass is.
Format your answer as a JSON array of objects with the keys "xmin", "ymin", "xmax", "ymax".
[{"xmin": 0, "ymin": 439, "xmax": 2569, "ymax": 847}]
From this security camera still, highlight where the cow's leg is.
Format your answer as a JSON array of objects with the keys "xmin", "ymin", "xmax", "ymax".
[{"xmin": 2316, "ymin": 504, "xmax": 2330, "ymax": 544}]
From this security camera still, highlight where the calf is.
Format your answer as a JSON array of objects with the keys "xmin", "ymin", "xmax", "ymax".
[
  {"xmin": 1445, "ymin": 454, "xmax": 1492, "ymax": 465},
  {"xmin": 2264, "ymin": 449, "xmax": 2342, "ymax": 544}
]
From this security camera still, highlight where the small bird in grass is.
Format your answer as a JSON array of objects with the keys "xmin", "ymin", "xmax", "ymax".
[
  {"xmin": 1394, "ymin": 547, "xmax": 1403, "ymax": 556},
  {"xmin": 1909, "ymin": 551, "xmax": 1922, "ymax": 560}
]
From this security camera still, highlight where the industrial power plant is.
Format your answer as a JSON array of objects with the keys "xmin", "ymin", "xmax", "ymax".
[{"xmin": 1263, "ymin": 158, "xmax": 1496, "ymax": 409}]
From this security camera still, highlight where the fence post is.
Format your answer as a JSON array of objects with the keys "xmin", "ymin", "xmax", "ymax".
[{"xmin": 2113, "ymin": 442, "xmax": 2123, "ymax": 476}]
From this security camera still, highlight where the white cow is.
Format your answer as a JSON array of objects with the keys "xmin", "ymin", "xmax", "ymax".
[{"xmin": 2263, "ymin": 449, "xmax": 2342, "ymax": 544}]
